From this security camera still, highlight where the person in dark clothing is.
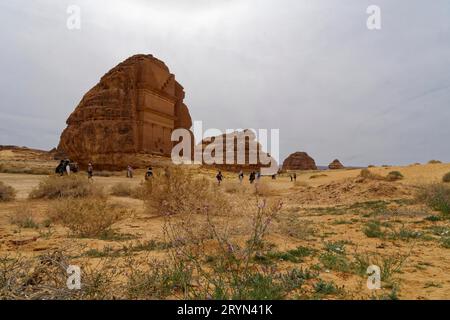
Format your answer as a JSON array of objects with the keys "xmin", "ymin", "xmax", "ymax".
[
  {"xmin": 289, "ymin": 174, "xmax": 293, "ymax": 182},
  {"xmin": 293, "ymin": 173, "xmax": 297, "ymax": 182},
  {"xmin": 216, "ymin": 171, "xmax": 223, "ymax": 185},
  {"xmin": 145, "ymin": 167, "xmax": 153, "ymax": 180},
  {"xmin": 249, "ymin": 171, "xmax": 256, "ymax": 184},
  {"xmin": 238, "ymin": 170, "xmax": 244, "ymax": 183},
  {"xmin": 55, "ymin": 160, "xmax": 65, "ymax": 176},
  {"xmin": 271, "ymin": 174, "xmax": 276, "ymax": 180}
]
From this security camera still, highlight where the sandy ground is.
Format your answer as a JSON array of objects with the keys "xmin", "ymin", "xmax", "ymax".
[{"xmin": 1, "ymin": 160, "xmax": 450, "ymax": 300}]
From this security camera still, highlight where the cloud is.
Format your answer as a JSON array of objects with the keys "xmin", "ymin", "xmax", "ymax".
[{"xmin": 0, "ymin": 0, "xmax": 449, "ymax": 165}]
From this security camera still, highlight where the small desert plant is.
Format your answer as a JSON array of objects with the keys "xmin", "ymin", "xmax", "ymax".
[
  {"xmin": 254, "ymin": 181, "xmax": 272, "ymax": 197},
  {"xmin": 0, "ymin": 181, "xmax": 16, "ymax": 202},
  {"xmin": 110, "ymin": 183, "xmax": 135, "ymax": 197},
  {"xmin": 224, "ymin": 181, "xmax": 246, "ymax": 194},
  {"xmin": 386, "ymin": 171, "xmax": 404, "ymax": 181},
  {"xmin": 359, "ymin": 169, "xmax": 384, "ymax": 181},
  {"xmin": 48, "ymin": 197, "xmax": 126, "ymax": 238},
  {"xmin": 143, "ymin": 166, "xmax": 230, "ymax": 216},
  {"xmin": 416, "ymin": 183, "xmax": 450, "ymax": 215},
  {"xmin": 363, "ymin": 220, "xmax": 385, "ymax": 238},
  {"xmin": 29, "ymin": 175, "xmax": 103, "ymax": 199},
  {"xmin": 10, "ymin": 205, "xmax": 39, "ymax": 229},
  {"xmin": 442, "ymin": 172, "xmax": 450, "ymax": 183},
  {"xmin": 319, "ymin": 252, "xmax": 352, "ymax": 273},
  {"xmin": 309, "ymin": 174, "xmax": 327, "ymax": 179},
  {"xmin": 428, "ymin": 160, "xmax": 442, "ymax": 164},
  {"xmin": 314, "ymin": 279, "xmax": 339, "ymax": 295},
  {"xmin": 0, "ymin": 252, "xmax": 121, "ymax": 299},
  {"xmin": 441, "ymin": 237, "xmax": 450, "ymax": 249}
]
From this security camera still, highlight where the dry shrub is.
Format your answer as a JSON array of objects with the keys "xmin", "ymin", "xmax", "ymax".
[
  {"xmin": 224, "ymin": 181, "xmax": 246, "ymax": 194},
  {"xmin": 48, "ymin": 197, "xmax": 126, "ymax": 238},
  {"xmin": 386, "ymin": 171, "xmax": 404, "ymax": 181},
  {"xmin": 0, "ymin": 181, "xmax": 16, "ymax": 202},
  {"xmin": 416, "ymin": 183, "xmax": 450, "ymax": 216},
  {"xmin": 110, "ymin": 182, "xmax": 135, "ymax": 197},
  {"xmin": 442, "ymin": 172, "xmax": 450, "ymax": 183},
  {"xmin": 9, "ymin": 204, "xmax": 39, "ymax": 229},
  {"xmin": 159, "ymin": 198, "xmax": 285, "ymax": 299},
  {"xmin": 359, "ymin": 169, "xmax": 385, "ymax": 181},
  {"xmin": 143, "ymin": 166, "xmax": 230, "ymax": 216},
  {"xmin": 428, "ymin": 160, "xmax": 442, "ymax": 164},
  {"xmin": 254, "ymin": 181, "xmax": 273, "ymax": 197},
  {"xmin": 0, "ymin": 251, "xmax": 121, "ymax": 299},
  {"xmin": 29, "ymin": 175, "xmax": 103, "ymax": 199},
  {"xmin": 309, "ymin": 174, "xmax": 327, "ymax": 179}
]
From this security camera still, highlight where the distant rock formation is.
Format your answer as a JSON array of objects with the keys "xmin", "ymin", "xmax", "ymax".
[
  {"xmin": 282, "ymin": 152, "xmax": 317, "ymax": 171},
  {"xmin": 58, "ymin": 54, "xmax": 192, "ymax": 170},
  {"xmin": 197, "ymin": 130, "xmax": 277, "ymax": 173},
  {"xmin": 328, "ymin": 159, "xmax": 344, "ymax": 170}
]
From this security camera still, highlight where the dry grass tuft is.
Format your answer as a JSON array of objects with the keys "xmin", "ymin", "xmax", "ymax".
[
  {"xmin": 9, "ymin": 204, "xmax": 40, "ymax": 229},
  {"xmin": 48, "ymin": 197, "xmax": 127, "ymax": 238},
  {"xmin": 29, "ymin": 175, "xmax": 103, "ymax": 199},
  {"xmin": 110, "ymin": 183, "xmax": 135, "ymax": 197},
  {"xmin": 442, "ymin": 172, "xmax": 450, "ymax": 183},
  {"xmin": 416, "ymin": 183, "xmax": 450, "ymax": 216},
  {"xmin": 254, "ymin": 181, "xmax": 273, "ymax": 197},
  {"xmin": 386, "ymin": 171, "xmax": 404, "ymax": 181},
  {"xmin": 0, "ymin": 181, "xmax": 16, "ymax": 202},
  {"xmin": 143, "ymin": 166, "xmax": 231, "ymax": 216}
]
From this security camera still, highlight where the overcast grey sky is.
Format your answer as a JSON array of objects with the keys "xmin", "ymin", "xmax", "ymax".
[{"xmin": 1, "ymin": 0, "xmax": 449, "ymax": 166}]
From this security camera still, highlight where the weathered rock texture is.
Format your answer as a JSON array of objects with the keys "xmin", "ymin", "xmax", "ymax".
[
  {"xmin": 197, "ymin": 130, "xmax": 277, "ymax": 173},
  {"xmin": 282, "ymin": 152, "xmax": 317, "ymax": 171},
  {"xmin": 328, "ymin": 159, "xmax": 345, "ymax": 170},
  {"xmin": 58, "ymin": 54, "xmax": 192, "ymax": 170}
]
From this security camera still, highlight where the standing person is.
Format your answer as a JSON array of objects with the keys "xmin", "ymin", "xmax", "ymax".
[
  {"xmin": 56, "ymin": 160, "xmax": 65, "ymax": 176},
  {"xmin": 256, "ymin": 171, "xmax": 261, "ymax": 180},
  {"xmin": 216, "ymin": 171, "xmax": 223, "ymax": 185},
  {"xmin": 145, "ymin": 167, "xmax": 153, "ymax": 181},
  {"xmin": 271, "ymin": 173, "xmax": 276, "ymax": 180},
  {"xmin": 293, "ymin": 173, "xmax": 297, "ymax": 182},
  {"xmin": 249, "ymin": 171, "xmax": 255, "ymax": 184},
  {"xmin": 65, "ymin": 160, "xmax": 71, "ymax": 176},
  {"xmin": 127, "ymin": 165, "xmax": 133, "ymax": 178},
  {"xmin": 87, "ymin": 163, "xmax": 94, "ymax": 181},
  {"xmin": 238, "ymin": 170, "xmax": 244, "ymax": 183},
  {"xmin": 290, "ymin": 174, "xmax": 293, "ymax": 182}
]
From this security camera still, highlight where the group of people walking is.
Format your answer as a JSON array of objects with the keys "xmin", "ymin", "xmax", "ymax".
[
  {"xmin": 55, "ymin": 159, "xmax": 78, "ymax": 176},
  {"xmin": 216, "ymin": 169, "xmax": 265, "ymax": 185},
  {"xmin": 215, "ymin": 169, "xmax": 300, "ymax": 185}
]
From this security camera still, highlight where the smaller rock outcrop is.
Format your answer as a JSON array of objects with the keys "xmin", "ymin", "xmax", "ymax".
[
  {"xmin": 282, "ymin": 152, "xmax": 317, "ymax": 171},
  {"xmin": 328, "ymin": 159, "xmax": 344, "ymax": 170}
]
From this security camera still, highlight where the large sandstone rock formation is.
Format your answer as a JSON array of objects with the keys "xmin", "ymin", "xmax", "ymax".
[
  {"xmin": 58, "ymin": 54, "xmax": 192, "ymax": 170},
  {"xmin": 282, "ymin": 152, "xmax": 317, "ymax": 171},
  {"xmin": 196, "ymin": 130, "xmax": 277, "ymax": 174},
  {"xmin": 328, "ymin": 159, "xmax": 344, "ymax": 170}
]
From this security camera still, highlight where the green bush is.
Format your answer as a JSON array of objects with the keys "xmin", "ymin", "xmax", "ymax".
[{"xmin": 416, "ymin": 183, "xmax": 450, "ymax": 216}]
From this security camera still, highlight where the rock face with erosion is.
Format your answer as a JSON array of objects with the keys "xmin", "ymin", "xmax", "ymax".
[
  {"xmin": 58, "ymin": 54, "xmax": 192, "ymax": 170},
  {"xmin": 328, "ymin": 159, "xmax": 344, "ymax": 170},
  {"xmin": 282, "ymin": 152, "xmax": 317, "ymax": 171},
  {"xmin": 197, "ymin": 130, "xmax": 277, "ymax": 173}
]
